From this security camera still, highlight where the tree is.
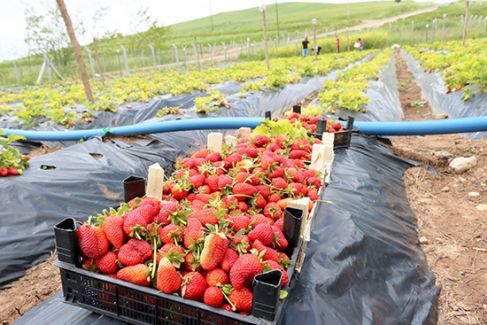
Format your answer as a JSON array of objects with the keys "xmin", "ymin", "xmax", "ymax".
[
  {"xmin": 24, "ymin": 1, "xmax": 85, "ymax": 67},
  {"xmin": 125, "ymin": 6, "xmax": 169, "ymax": 52}
]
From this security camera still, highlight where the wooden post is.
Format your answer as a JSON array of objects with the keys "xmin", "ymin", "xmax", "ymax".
[
  {"xmin": 207, "ymin": 132, "xmax": 223, "ymax": 153},
  {"xmin": 56, "ymin": 0, "xmax": 94, "ymax": 103},
  {"xmin": 260, "ymin": 5, "xmax": 270, "ymax": 70},
  {"xmin": 146, "ymin": 163, "xmax": 165, "ymax": 199},
  {"xmin": 462, "ymin": 0, "xmax": 470, "ymax": 46},
  {"xmin": 238, "ymin": 127, "xmax": 252, "ymax": 138},
  {"xmin": 93, "ymin": 38, "xmax": 105, "ymax": 85},
  {"xmin": 309, "ymin": 144, "xmax": 333, "ymax": 172}
]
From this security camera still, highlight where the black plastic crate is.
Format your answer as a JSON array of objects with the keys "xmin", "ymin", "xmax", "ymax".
[
  {"xmin": 308, "ymin": 116, "xmax": 355, "ymax": 149},
  {"xmin": 55, "ymin": 184, "xmax": 305, "ymax": 325}
]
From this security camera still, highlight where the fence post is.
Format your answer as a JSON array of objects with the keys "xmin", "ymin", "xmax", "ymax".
[
  {"xmin": 222, "ymin": 42, "xmax": 227, "ymax": 63},
  {"xmin": 182, "ymin": 47, "xmax": 187, "ymax": 68},
  {"xmin": 120, "ymin": 45, "xmax": 130, "ymax": 74},
  {"xmin": 192, "ymin": 43, "xmax": 201, "ymax": 70},
  {"xmin": 172, "ymin": 44, "xmax": 179, "ymax": 66},
  {"xmin": 116, "ymin": 49, "xmax": 122, "ymax": 77},
  {"xmin": 85, "ymin": 46, "xmax": 96, "ymax": 78},
  {"xmin": 149, "ymin": 44, "xmax": 156, "ymax": 67}
]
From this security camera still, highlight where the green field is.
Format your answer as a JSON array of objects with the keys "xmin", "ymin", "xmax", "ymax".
[{"xmin": 0, "ymin": 1, "xmax": 427, "ymax": 87}]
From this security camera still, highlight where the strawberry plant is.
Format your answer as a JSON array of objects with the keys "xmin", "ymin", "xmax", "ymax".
[{"xmin": 0, "ymin": 130, "xmax": 29, "ymax": 177}]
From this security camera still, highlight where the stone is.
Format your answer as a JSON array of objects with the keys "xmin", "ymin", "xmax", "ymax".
[
  {"xmin": 432, "ymin": 113, "xmax": 448, "ymax": 119},
  {"xmin": 476, "ymin": 204, "xmax": 487, "ymax": 211},
  {"xmin": 419, "ymin": 236, "xmax": 429, "ymax": 244},
  {"xmin": 468, "ymin": 192, "xmax": 480, "ymax": 198},
  {"xmin": 433, "ymin": 151, "xmax": 453, "ymax": 159},
  {"xmin": 441, "ymin": 186, "xmax": 450, "ymax": 192},
  {"xmin": 449, "ymin": 156, "xmax": 477, "ymax": 174}
]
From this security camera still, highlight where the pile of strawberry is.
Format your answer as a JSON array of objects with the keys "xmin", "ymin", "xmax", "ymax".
[
  {"xmin": 287, "ymin": 113, "xmax": 344, "ymax": 134},
  {"xmin": 0, "ymin": 131, "xmax": 29, "ymax": 177},
  {"xmin": 76, "ymin": 124, "xmax": 323, "ymax": 315}
]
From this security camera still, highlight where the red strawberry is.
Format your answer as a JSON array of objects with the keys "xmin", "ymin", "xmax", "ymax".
[
  {"xmin": 171, "ymin": 184, "xmax": 188, "ymax": 200},
  {"xmin": 101, "ymin": 216, "xmax": 124, "ymax": 249},
  {"xmin": 228, "ymin": 287, "xmax": 253, "ymax": 312},
  {"xmin": 217, "ymin": 175, "xmax": 233, "ymax": 190},
  {"xmin": 268, "ymin": 193, "xmax": 281, "ymax": 203},
  {"xmin": 271, "ymin": 177, "xmax": 287, "ymax": 190},
  {"xmin": 272, "ymin": 226, "xmax": 288, "ymax": 250},
  {"xmin": 232, "ymin": 183, "xmax": 257, "ymax": 201},
  {"xmin": 118, "ymin": 239, "xmax": 153, "ymax": 266},
  {"xmin": 238, "ymin": 201, "xmax": 248, "ymax": 212},
  {"xmin": 249, "ymin": 214, "xmax": 268, "ymax": 227},
  {"xmin": 206, "ymin": 152, "xmax": 222, "ymax": 162},
  {"xmin": 0, "ymin": 168, "xmax": 8, "ymax": 177},
  {"xmin": 290, "ymin": 149, "xmax": 309, "ymax": 159},
  {"xmin": 77, "ymin": 225, "xmax": 109, "ymax": 259},
  {"xmin": 182, "ymin": 272, "xmax": 208, "ymax": 301},
  {"xmin": 332, "ymin": 122, "xmax": 342, "ymax": 130},
  {"xmin": 255, "ymin": 185, "xmax": 270, "ymax": 199},
  {"xmin": 204, "ymin": 287, "xmax": 224, "ymax": 307},
  {"xmin": 273, "ymin": 218, "xmax": 284, "ymax": 231},
  {"xmin": 183, "ymin": 252, "xmax": 201, "ymax": 272},
  {"xmin": 123, "ymin": 211, "xmax": 148, "ymax": 237},
  {"xmin": 188, "ymin": 208, "xmax": 218, "ymax": 226},
  {"xmin": 200, "ymin": 232, "xmax": 228, "ymax": 271},
  {"xmin": 94, "ymin": 251, "xmax": 118, "ymax": 274},
  {"xmin": 158, "ymin": 224, "xmax": 183, "ymax": 244},
  {"xmin": 229, "ymin": 215, "xmax": 250, "ymax": 232},
  {"xmin": 233, "ymin": 234, "xmax": 250, "ymax": 254},
  {"xmin": 184, "ymin": 218, "xmax": 204, "ymax": 249},
  {"xmin": 220, "ymin": 248, "xmax": 239, "ymax": 272},
  {"xmin": 263, "ymin": 202, "xmax": 282, "ymax": 220},
  {"xmin": 252, "ymin": 194, "xmax": 267, "ymax": 209},
  {"xmin": 154, "ymin": 201, "xmax": 177, "ymax": 225},
  {"xmin": 269, "ymin": 167, "xmax": 285, "ymax": 179},
  {"xmin": 308, "ymin": 187, "xmax": 319, "ymax": 201},
  {"xmin": 206, "ymin": 268, "xmax": 229, "ymax": 286},
  {"xmin": 264, "ymin": 260, "xmax": 289, "ymax": 286},
  {"xmin": 229, "ymin": 254, "xmax": 263, "ymax": 289},
  {"xmin": 7, "ymin": 167, "xmax": 19, "ymax": 176},
  {"xmin": 253, "ymin": 135, "xmax": 271, "ymax": 147},
  {"xmin": 307, "ymin": 176, "xmax": 321, "ymax": 188},
  {"xmin": 156, "ymin": 257, "xmax": 182, "ymax": 294},
  {"xmin": 205, "ymin": 175, "xmax": 219, "ymax": 192},
  {"xmin": 252, "ymin": 239, "xmax": 279, "ymax": 262},
  {"xmin": 192, "ymin": 148, "xmax": 209, "ymax": 158},
  {"xmin": 235, "ymin": 172, "xmax": 250, "ymax": 184},
  {"xmin": 190, "ymin": 174, "xmax": 206, "ymax": 189},
  {"xmin": 220, "ymin": 304, "xmax": 233, "ymax": 311},
  {"xmin": 249, "ymin": 223, "xmax": 274, "ymax": 246},
  {"xmin": 223, "ymin": 153, "xmax": 243, "ymax": 169},
  {"xmin": 133, "ymin": 204, "xmax": 158, "ymax": 224}
]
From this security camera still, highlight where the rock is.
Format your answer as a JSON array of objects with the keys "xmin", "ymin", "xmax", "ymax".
[
  {"xmin": 441, "ymin": 186, "xmax": 450, "ymax": 192},
  {"xmin": 433, "ymin": 151, "xmax": 453, "ymax": 160},
  {"xmin": 419, "ymin": 236, "xmax": 429, "ymax": 244},
  {"xmin": 476, "ymin": 204, "xmax": 487, "ymax": 211},
  {"xmin": 432, "ymin": 113, "xmax": 448, "ymax": 119},
  {"xmin": 468, "ymin": 192, "xmax": 480, "ymax": 198},
  {"xmin": 449, "ymin": 156, "xmax": 477, "ymax": 174}
]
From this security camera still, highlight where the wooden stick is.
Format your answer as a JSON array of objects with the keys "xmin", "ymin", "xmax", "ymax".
[
  {"xmin": 207, "ymin": 132, "xmax": 223, "ymax": 153},
  {"xmin": 146, "ymin": 163, "xmax": 165, "ymax": 200}
]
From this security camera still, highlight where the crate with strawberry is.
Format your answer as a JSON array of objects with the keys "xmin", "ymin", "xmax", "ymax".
[
  {"xmin": 0, "ymin": 131, "xmax": 29, "ymax": 177},
  {"xmin": 55, "ymin": 119, "xmax": 330, "ymax": 324}
]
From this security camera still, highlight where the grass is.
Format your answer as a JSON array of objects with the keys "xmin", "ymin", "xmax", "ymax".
[{"xmin": 0, "ymin": 1, "xmax": 427, "ymax": 87}]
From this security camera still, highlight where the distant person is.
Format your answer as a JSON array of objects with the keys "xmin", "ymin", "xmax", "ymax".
[
  {"xmin": 336, "ymin": 36, "xmax": 340, "ymax": 53},
  {"xmin": 354, "ymin": 38, "xmax": 364, "ymax": 51},
  {"xmin": 315, "ymin": 45, "xmax": 322, "ymax": 55},
  {"xmin": 302, "ymin": 37, "xmax": 310, "ymax": 57}
]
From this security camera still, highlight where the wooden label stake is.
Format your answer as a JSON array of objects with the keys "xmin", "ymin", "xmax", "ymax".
[
  {"xmin": 207, "ymin": 132, "xmax": 223, "ymax": 153},
  {"xmin": 146, "ymin": 163, "xmax": 165, "ymax": 199}
]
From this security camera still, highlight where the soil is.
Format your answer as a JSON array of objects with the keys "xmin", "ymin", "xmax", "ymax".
[
  {"xmin": 1, "ymin": 49, "xmax": 486, "ymax": 325},
  {"xmin": 392, "ymin": 51, "xmax": 487, "ymax": 325},
  {"xmin": 0, "ymin": 255, "xmax": 61, "ymax": 324}
]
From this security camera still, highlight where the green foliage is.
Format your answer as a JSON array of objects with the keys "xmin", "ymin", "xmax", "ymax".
[
  {"xmin": 194, "ymin": 90, "xmax": 227, "ymax": 114},
  {"xmin": 0, "ymin": 130, "xmax": 29, "ymax": 171},
  {"xmin": 252, "ymin": 119, "xmax": 308, "ymax": 140},
  {"xmin": 156, "ymin": 106, "xmax": 182, "ymax": 117}
]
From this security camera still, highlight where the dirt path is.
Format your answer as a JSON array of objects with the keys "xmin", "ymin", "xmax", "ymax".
[{"xmin": 392, "ymin": 51, "xmax": 487, "ymax": 325}]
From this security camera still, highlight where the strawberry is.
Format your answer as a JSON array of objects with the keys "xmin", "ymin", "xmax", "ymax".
[
  {"xmin": 307, "ymin": 187, "xmax": 319, "ymax": 201},
  {"xmin": 206, "ymin": 152, "xmax": 222, "ymax": 162},
  {"xmin": 307, "ymin": 176, "xmax": 321, "ymax": 188},
  {"xmin": 223, "ymin": 153, "xmax": 242, "ymax": 169},
  {"xmin": 255, "ymin": 185, "xmax": 270, "ymax": 199},
  {"xmin": 235, "ymin": 172, "xmax": 250, "ymax": 184},
  {"xmin": 94, "ymin": 251, "xmax": 118, "ymax": 274},
  {"xmin": 190, "ymin": 174, "xmax": 206, "ymax": 189},
  {"xmin": 332, "ymin": 122, "xmax": 342, "ymax": 130},
  {"xmin": 204, "ymin": 287, "xmax": 224, "ymax": 307},
  {"xmin": 159, "ymin": 224, "xmax": 183, "ymax": 244},
  {"xmin": 140, "ymin": 197, "xmax": 160, "ymax": 208},
  {"xmin": 271, "ymin": 177, "xmax": 287, "ymax": 190},
  {"xmin": 248, "ymin": 223, "xmax": 274, "ymax": 246},
  {"xmin": 205, "ymin": 175, "xmax": 219, "ymax": 192},
  {"xmin": 133, "ymin": 204, "xmax": 159, "ymax": 224},
  {"xmin": 232, "ymin": 183, "xmax": 257, "ymax": 201},
  {"xmin": 252, "ymin": 240, "xmax": 279, "ymax": 262},
  {"xmin": 183, "ymin": 252, "xmax": 201, "ymax": 272},
  {"xmin": 273, "ymin": 218, "xmax": 284, "ymax": 230},
  {"xmin": 220, "ymin": 304, "xmax": 233, "ymax": 311},
  {"xmin": 118, "ymin": 239, "xmax": 153, "ymax": 266},
  {"xmin": 156, "ymin": 257, "xmax": 182, "ymax": 294},
  {"xmin": 252, "ymin": 194, "xmax": 267, "ymax": 209},
  {"xmin": 184, "ymin": 218, "xmax": 204, "ymax": 249},
  {"xmin": 123, "ymin": 211, "xmax": 148, "ymax": 237},
  {"xmin": 268, "ymin": 193, "xmax": 281, "ymax": 203},
  {"xmin": 206, "ymin": 268, "xmax": 229, "ymax": 286},
  {"xmin": 232, "ymin": 234, "xmax": 250, "ymax": 255},
  {"xmin": 77, "ymin": 224, "xmax": 109, "ymax": 259},
  {"xmin": 0, "ymin": 168, "xmax": 8, "ymax": 177},
  {"xmin": 217, "ymin": 175, "xmax": 233, "ymax": 190},
  {"xmin": 229, "ymin": 254, "xmax": 263, "ymax": 289},
  {"xmin": 272, "ymin": 226, "xmax": 288, "ymax": 250},
  {"xmin": 188, "ymin": 208, "xmax": 218, "ymax": 226},
  {"xmin": 200, "ymin": 232, "xmax": 228, "ymax": 271},
  {"xmin": 228, "ymin": 287, "xmax": 253, "ymax": 312},
  {"xmin": 253, "ymin": 135, "xmax": 271, "ymax": 147},
  {"xmin": 117, "ymin": 264, "xmax": 151, "ymax": 286},
  {"xmin": 182, "ymin": 272, "xmax": 208, "ymax": 301},
  {"xmin": 154, "ymin": 201, "xmax": 177, "ymax": 225},
  {"xmin": 192, "ymin": 148, "xmax": 209, "ymax": 158},
  {"xmin": 290, "ymin": 150, "xmax": 310, "ymax": 159},
  {"xmin": 101, "ymin": 216, "xmax": 124, "ymax": 249},
  {"xmin": 263, "ymin": 202, "xmax": 282, "ymax": 220},
  {"xmin": 278, "ymin": 252, "xmax": 291, "ymax": 269},
  {"xmin": 264, "ymin": 260, "xmax": 288, "ymax": 286},
  {"xmin": 229, "ymin": 215, "xmax": 250, "ymax": 232},
  {"xmin": 249, "ymin": 214, "xmax": 268, "ymax": 227},
  {"xmin": 220, "ymin": 248, "xmax": 239, "ymax": 272},
  {"xmin": 269, "ymin": 167, "xmax": 285, "ymax": 179},
  {"xmin": 171, "ymin": 184, "xmax": 188, "ymax": 200}
]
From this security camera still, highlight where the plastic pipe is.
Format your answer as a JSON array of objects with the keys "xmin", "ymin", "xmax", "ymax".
[{"xmin": 2, "ymin": 116, "xmax": 487, "ymax": 142}]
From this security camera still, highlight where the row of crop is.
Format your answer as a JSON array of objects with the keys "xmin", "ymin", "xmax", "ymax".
[
  {"xmin": 405, "ymin": 39, "xmax": 487, "ymax": 101},
  {"xmin": 0, "ymin": 50, "xmax": 371, "ymax": 127},
  {"xmin": 299, "ymin": 48, "xmax": 393, "ymax": 114}
]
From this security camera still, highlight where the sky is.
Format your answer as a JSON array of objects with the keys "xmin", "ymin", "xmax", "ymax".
[{"xmin": 0, "ymin": 0, "xmax": 454, "ymax": 61}]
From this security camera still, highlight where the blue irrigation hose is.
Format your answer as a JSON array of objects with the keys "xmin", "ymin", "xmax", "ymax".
[{"xmin": 1, "ymin": 116, "xmax": 487, "ymax": 141}]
